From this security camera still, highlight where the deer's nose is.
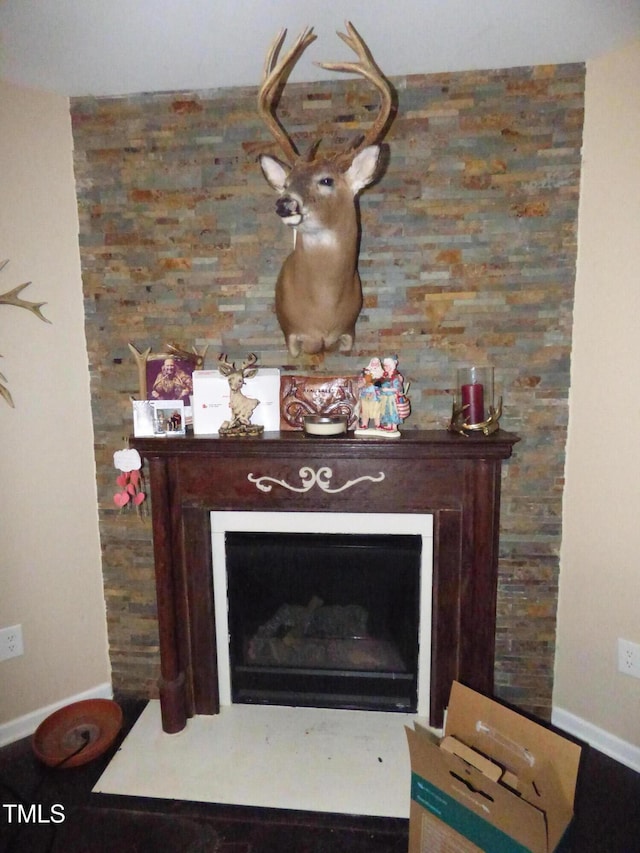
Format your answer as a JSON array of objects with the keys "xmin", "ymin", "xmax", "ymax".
[{"xmin": 276, "ymin": 196, "xmax": 300, "ymax": 218}]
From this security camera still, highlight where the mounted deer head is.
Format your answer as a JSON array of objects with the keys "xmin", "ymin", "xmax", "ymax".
[{"xmin": 258, "ymin": 22, "xmax": 394, "ymax": 357}]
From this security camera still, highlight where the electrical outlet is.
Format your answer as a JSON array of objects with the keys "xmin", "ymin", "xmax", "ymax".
[
  {"xmin": 0, "ymin": 624, "xmax": 24, "ymax": 662},
  {"xmin": 617, "ymin": 638, "xmax": 640, "ymax": 679}
]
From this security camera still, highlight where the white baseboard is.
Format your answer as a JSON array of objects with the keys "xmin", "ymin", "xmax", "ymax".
[
  {"xmin": 552, "ymin": 706, "xmax": 640, "ymax": 773},
  {"xmin": 0, "ymin": 682, "xmax": 113, "ymax": 748}
]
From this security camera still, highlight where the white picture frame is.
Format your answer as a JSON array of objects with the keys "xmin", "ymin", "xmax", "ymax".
[{"xmin": 152, "ymin": 400, "xmax": 185, "ymax": 436}]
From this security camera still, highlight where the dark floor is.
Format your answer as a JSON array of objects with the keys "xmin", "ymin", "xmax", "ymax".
[{"xmin": 1, "ymin": 697, "xmax": 640, "ymax": 853}]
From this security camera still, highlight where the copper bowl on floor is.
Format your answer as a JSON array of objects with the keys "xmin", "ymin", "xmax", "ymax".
[{"xmin": 32, "ymin": 698, "xmax": 123, "ymax": 768}]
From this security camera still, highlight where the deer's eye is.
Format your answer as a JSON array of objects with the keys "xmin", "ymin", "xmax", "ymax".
[{"xmin": 318, "ymin": 177, "xmax": 334, "ymax": 187}]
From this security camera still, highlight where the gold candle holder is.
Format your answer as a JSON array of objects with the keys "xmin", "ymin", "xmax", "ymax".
[{"xmin": 449, "ymin": 366, "xmax": 502, "ymax": 436}]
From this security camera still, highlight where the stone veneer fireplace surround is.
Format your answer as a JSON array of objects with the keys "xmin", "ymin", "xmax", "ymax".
[{"xmin": 131, "ymin": 429, "xmax": 519, "ymax": 733}]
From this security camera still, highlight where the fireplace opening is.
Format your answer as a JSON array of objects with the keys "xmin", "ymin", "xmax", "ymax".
[
  {"xmin": 225, "ymin": 531, "xmax": 422, "ymax": 712},
  {"xmin": 211, "ymin": 512, "xmax": 433, "ymax": 716}
]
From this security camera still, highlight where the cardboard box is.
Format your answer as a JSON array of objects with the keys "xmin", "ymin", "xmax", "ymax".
[
  {"xmin": 406, "ymin": 682, "xmax": 582, "ymax": 853},
  {"xmin": 192, "ymin": 368, "xmax": 280, "ymax": 435}
]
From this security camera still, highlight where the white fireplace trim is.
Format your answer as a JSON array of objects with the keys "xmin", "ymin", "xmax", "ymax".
[{"xmin": 211, "ymin": 511, "xmax": 434, "ymax": 716}]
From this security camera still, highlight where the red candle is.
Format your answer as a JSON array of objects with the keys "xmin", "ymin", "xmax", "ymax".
[{"xmin": 461, "ymin": 383, "xmax": 485, "ymax": 424}]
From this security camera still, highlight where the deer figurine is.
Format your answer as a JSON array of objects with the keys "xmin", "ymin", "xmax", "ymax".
[
  {"xmin": 258, "ymin": 22, "xmax": 394, "ymax": 357},
  {"xmin": 217, "ymin": 353, "xmax": 263, "ymax": 434}
]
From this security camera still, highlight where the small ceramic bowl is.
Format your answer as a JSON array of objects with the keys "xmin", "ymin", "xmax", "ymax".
[
  {"xmin": 302, "ymin": 415, "xmax": 348, "ymax": 437},
  {"xmin": 32, "ymin": 698, "xmax": 123, "ymax": 768}
]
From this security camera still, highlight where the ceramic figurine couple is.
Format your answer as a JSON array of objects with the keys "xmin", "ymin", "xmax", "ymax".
[{"xmin": 355, "ymin": 355, "xmax": 410, "ymax": 438}]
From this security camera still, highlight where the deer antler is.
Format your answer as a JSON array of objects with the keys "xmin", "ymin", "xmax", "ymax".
[
  {"xmin": 217, "ymin": 353, "xmax": 235, "ymax": 376},
  {"xmin": 1, "ymin": 259, "xmax": 51, "ymax": 407},
  {"xmin": 318, "ymin": 21, "xmax": 394, "ymax": 157},
  {"xmin": 258, "ymin": 26, "xmax": 318, "ymax": 164},
  {"xmin": 166, "ymin": 342, "xmax": 209, "ymax": 369},
  {"xmin": 241, "ymin": 353, "xmax": 258, "ymax": 372},
  {"xmin": 258, "ymin": 23, "xmax": 393, "ymax": 167},
  {"xmin": 0, "ymin": 260, "xmax": 51, "ymax": 324}
]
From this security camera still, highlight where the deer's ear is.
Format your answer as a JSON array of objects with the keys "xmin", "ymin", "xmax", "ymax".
[
  {"xmin": 345, "ymin": 145, "xmax": 381, "ymax": 194},
  {"xmin": 259, "ymin": 155, "xmax": 290, "ymax": 192}
]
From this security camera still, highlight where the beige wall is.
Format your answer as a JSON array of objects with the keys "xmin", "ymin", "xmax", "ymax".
[
  {"xmin": 555, "ymin": 39, "xmax": 640, "ymax": 753},
  {"xmin": 1, "ymin": 39, "xmax": 638, "ymax": 756},
  {"xmin": 0, "ymin": 81, "xmax": 110, "ymax": 730}
]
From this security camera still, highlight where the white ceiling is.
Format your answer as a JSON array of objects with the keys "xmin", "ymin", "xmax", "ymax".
[{"xmin": 1, "ymin": 0, "xmax": 639, "ymax": 98}]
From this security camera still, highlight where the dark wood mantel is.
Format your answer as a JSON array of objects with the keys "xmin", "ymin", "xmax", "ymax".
[{"xmin": 131, "ymin": 429, "xmax": 519, "ymax": 732}]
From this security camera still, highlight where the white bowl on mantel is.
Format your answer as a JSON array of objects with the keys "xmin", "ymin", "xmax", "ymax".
[{"xmin": 302, "ymin": 415, "xmax": 348, "ymax": 437}]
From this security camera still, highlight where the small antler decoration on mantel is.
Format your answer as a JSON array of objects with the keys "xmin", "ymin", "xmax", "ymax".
[
  {"xmin": 257, "ymin": 22, "xmax": 395, "ymax": 356},
  {"xmin": 164, "ymin": 342, "xmax": 208, "ymax": 370},
  {"xmin": 217, "ymin": 352, "xmax": 264, "ymax": 436},
  {"xmin": 1, "ymin": 259, "xmax": 51, "ymax": 407}
]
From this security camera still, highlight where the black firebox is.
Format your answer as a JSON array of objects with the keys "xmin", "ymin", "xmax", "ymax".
[{"xmin": 225, "ymin": 531, "xmax": 422, "ymax": 713}]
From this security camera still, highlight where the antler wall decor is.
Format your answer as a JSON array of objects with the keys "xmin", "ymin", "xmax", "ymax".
[
  {"xmin": 258, "ymin": 22, "xmax": 395, "ymax": 357},
  {"xmin": 1, "ymin": 259, "xmax": 51, "ymax": 407}
]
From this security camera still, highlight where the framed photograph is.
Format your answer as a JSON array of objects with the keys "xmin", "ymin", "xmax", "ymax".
[
  {"xmin": 128, "ymin": 342, "xmax": 208, "ymax": 401},
  {"xmin": 152, "ymin": 400, "xmax": 185, "ymax": 436},
  {"xmin": 146, "ymin": 354, "xmax": 195, "ymax": 402}
]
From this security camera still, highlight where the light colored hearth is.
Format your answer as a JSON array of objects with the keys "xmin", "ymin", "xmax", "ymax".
[
  {"xmin": 94, "ymin": 701, "xmax": 431, "ymax": 817},
  {"xmin": 94, "ymin": 511, "xmax": 435, "ymax": 816}
]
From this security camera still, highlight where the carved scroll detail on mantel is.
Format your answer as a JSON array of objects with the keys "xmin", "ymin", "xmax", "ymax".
[{"xmin": 248, "ymin": 466, "xmax": 385, "ymax": 494}]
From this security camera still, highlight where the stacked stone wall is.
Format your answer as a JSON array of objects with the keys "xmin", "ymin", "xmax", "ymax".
[{"xmin": 72, "ymin": 61, "xmax": 584, "ymax": 717}]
